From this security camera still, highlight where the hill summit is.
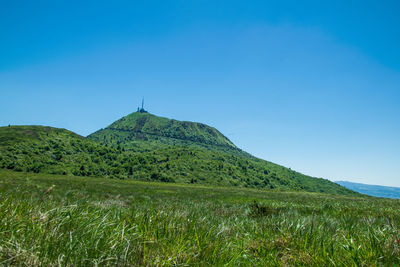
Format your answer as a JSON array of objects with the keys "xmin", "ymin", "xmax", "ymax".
[{"xmin": 88, "ymin": 112, "xmax": 240, "ymax": 153}]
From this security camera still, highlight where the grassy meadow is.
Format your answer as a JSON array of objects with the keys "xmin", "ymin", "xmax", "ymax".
[{"xmin": 1, "ymin": 169, "xmax": 399, "ymax": 266}]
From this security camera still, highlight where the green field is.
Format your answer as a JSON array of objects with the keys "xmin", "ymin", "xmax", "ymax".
[{"xmin": 1, "ymin": 169, "xmax": 399, "ymax": 266}]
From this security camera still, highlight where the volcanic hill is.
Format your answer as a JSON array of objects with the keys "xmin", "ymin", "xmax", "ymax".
[
  {"xmin": 88, "ymin": 112, "xmax": 245, "ymax": 155},
  {"xmin": 0, "ymin": 112, "xmax": 355, "ymax": 195}
]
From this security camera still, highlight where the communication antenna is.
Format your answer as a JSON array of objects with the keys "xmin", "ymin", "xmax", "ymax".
[{"xmin": 138, "ymin": 97, "xmax": 148, "ymax": 113}]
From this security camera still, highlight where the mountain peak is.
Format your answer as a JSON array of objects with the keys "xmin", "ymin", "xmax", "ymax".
[{"xmin": 88, "ymin": 112, "xmax": 239, "ymax": 153}]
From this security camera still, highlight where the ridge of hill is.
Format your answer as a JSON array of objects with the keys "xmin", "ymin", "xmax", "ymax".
[
  {"xmin": 0, "ymin": 125, "xmax": 355, "ymax": 195},
  {"xmin": 87, "ymin": 112, "xmax": 248, "ymax": 156},
  {"xmin": 0, "ymin": 125, "xmax": 120, "ymax": 176}
]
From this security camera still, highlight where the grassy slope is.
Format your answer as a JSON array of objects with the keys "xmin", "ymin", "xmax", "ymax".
[
  {"xmin": 0, "ymin": 125, "xmax": 126, "ymax": 176},
  {"xmin": 0, "ymin": 170, "xmax": 399, "ymax": 266},
  {"xmin": 86, "ymin": 112, "xmax": 355, "ymax": 195},
  {"xmin": 0, "ymin": 125, "xmax": 355, "ymax": 195},
  {"xmin": 87, "ymin": 112, "xmax": 245, "ymax": 155}
]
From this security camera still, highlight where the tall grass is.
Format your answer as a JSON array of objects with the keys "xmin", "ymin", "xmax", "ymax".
[{"xmin": 0, "ymin": 170, "xmax": 399, "ymax": 266}]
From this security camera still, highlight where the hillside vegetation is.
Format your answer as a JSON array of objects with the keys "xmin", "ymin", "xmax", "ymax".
[
  {"xmin": 0, "ymin": 125, "xmax": 354, "ymax": 194},
  {"xmin": 1, "ymin": 170, "xmax": 399, "ymax": 266},
  {"xmin": 0, "ymin": 125, "xmax": 123, "ymax": 176},
  {"xmin": 88, "ymin": 112, "xmax": 245, "ymax": 155}
]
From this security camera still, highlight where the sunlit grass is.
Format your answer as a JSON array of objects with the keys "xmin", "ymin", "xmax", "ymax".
[{"xmin": 1, "ymin": 169, "xmax": 399, "ymax": 266}]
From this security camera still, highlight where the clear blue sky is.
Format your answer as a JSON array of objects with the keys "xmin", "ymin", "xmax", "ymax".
[{"xmin": 1, "ymin": 0, "xmax": 399, "ymax": 186}]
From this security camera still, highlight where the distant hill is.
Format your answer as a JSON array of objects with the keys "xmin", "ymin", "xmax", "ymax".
[
  {"xmin": 0, "ymin": 114, "xmax": 357, "ymax": 195},
  {"xmin": 88, "ymin": 112, "xmax": 247, "ymax": 156},
  {"xmin": 0, "ymin": 125, "xmax": 124, "ymax": 176},
  {"xmin": 336, "ymin": 181, "xmax": 400, "ymax": 199}
]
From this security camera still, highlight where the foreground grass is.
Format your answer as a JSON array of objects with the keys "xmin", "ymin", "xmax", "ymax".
[{"xmin": 0, "ymin": 170, "xmax": 399, "ymax": 266}]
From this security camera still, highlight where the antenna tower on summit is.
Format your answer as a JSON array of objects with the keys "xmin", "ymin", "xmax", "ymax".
[{"xmin": 137, "ymin": 97, "xmax": 148, "ymax": 113}]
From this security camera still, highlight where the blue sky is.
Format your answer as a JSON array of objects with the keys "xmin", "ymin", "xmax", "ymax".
[{"xmin": 1, "ymin": 0, "xmax": 399, "ymax": 186}]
